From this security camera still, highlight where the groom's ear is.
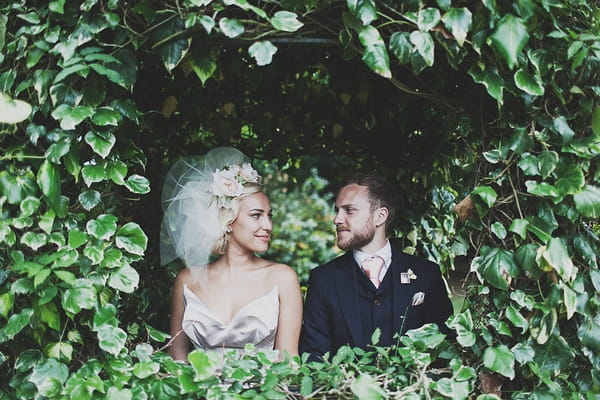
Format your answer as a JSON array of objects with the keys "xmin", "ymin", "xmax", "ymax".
[{"xmin": 375, "ymin": 207, "xmax": 389, "ymax": 227}]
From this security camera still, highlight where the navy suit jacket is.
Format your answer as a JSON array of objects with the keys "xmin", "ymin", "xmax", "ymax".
[{"xmin": 300, "ymin": 246, "xmax": 454, "ymax": 361}]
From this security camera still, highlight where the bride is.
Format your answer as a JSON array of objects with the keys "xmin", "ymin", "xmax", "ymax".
[{"xmin": 161, "ymin": 147, "xmax": 302, "ymax": 361}]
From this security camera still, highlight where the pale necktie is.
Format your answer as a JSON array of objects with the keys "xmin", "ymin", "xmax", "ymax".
[{"xmin": 361, "ymin": 255, "xmax": 384, "ymax": 288}]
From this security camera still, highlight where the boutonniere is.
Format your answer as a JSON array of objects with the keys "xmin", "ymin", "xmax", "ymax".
[
  {"xmin": 412, "ymin": 291, "xmax": 425, "ymax": 306},
  {"xmin": 400, "ymin": 268, "xmax": 418, "ymax": 284}
]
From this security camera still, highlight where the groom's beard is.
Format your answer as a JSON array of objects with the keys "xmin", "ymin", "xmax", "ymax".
[{"xmin": 336, "ymin": 217, "xmax": 375, "ymax": 250}]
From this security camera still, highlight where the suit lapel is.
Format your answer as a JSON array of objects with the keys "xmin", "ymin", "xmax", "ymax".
[
  {"xmin": 334, "ymin": 252, "xmax": 365, "ymax": 348},
  {"xmin": 391, "ymin": 248, "xmax": 412, "ymax": 334}
]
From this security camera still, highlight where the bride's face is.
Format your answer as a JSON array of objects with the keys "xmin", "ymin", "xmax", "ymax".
[{"xmin": 228, "ymin": 192, "xmax": 273, "ymax": 253}]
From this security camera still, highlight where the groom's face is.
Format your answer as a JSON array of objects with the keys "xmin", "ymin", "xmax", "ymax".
[{"xmin": 334, "ymin": 184, "xmax": 376, "ymax": 251}]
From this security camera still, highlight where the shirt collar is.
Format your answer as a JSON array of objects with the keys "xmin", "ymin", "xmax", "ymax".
[{"xmin": 353, "ymin": 240, "xmax": 392, "ymax": 268}]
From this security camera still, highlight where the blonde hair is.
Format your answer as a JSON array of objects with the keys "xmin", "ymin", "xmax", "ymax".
[{"xmin": 213, "ymin": 182, "xmax": 263, "ymax": 254}]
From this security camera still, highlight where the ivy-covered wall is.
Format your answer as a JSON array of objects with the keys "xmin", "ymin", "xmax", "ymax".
[{"xmin": 0, "ymin": 0, "xmax": 599, "ymax": 398}]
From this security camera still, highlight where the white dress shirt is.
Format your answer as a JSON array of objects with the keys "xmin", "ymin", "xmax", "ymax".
[{"xmin": 353, "ymin": 240, "xmax": 392, "ymax": 283}]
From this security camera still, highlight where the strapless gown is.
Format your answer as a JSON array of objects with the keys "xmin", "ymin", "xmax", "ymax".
[{"xmin": 182, "ymin": 285, "xmax": 279, "ymax": 354}]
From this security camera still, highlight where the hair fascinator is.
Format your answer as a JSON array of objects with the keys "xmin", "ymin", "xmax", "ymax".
[{"xmin": 160, "ymin": 147, "xmax": 261, "ymax": 274}]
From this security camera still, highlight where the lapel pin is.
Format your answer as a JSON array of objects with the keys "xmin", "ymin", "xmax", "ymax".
[{"xmin": 401, "ymin": 268, "xmax": 418, "ymax": 284}]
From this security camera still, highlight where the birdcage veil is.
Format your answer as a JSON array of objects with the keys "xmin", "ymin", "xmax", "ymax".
[{"xmin": 160, "ymin": 147, "xmax": 261, "ymax": 279}]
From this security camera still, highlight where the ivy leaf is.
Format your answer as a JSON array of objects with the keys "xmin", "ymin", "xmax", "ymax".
[
  {"xmin": 514, "ymin": 68, "xmax": 544, "ymax": 96},
  {"xmin": 82, "ymin": 164, "xmax": 107, "ymax": 187},
  {"xmin": 592, "ymin": 106, "xmax": 600, "ymax": 135},
  {"xmin": 86, "ymin": 214, "xmax": 118, "ymax": 241},
  {"xmin": 79, "ymin": 189, "xmax": 101, "ymax": 210},
  {"xmin": 270, "ymin": 11, "xmax": 303, "ymax": 32},
  {"xmin": 97, "ymin": 325, "xmax": 127, "ymax": 356},
  {"xmin": 490, "ymin": 14, "xmax": 529, "ymax": 69},
  {"xmin": 108, "ymin": 264, "xmax": 139, "ymax": 293},
  {"xmin": 533, "ymin": 335, "xmax": 573, "ymax": 375},
  {"xmin": 525, "ymin": 181, "xmax": 559, "ymax": 198},
  {"xmin": 152, "ymin": 12, "xmax": 190, "ymax": 71},
  {"xmin": 350, "ymin": 373, "xmax": 385, "ymax": 400},
  {"xmin": 28, "ymin": 358, "xmax": 69, "ymax": 397},
  {"xmin": 0, "ymin": 292, "xmax": 13, "ymax": 318},
  {"xmin": 537, "ymin": 150, "xmax": 558, "ymax": 178},
  {"xmin": 2, "ymin": 308, "xmax": 33, "ymax": 340},
  {"xmin": 62, "ymin": 280, "xmax": 96, "ymax": 314},
  {"xmin": 573, "ymin": 185, "xmax": 600, "ymax": 218},
  {"xmin": 188, "ymin": 350, "xmax": 219, "ymax": 380},
  {"xmin": 219, "ymin": 17, "xmax": 245, "ymax": 38},
  {"xmin": 555, "ymin": 164, "xmax": 584, "ymax": 196},
  {"xmin": 190, "ymin": 54, "xmax": 217, "ymax": 85},
  {"xmin": 0, "ymin": 171, "xmax": 38, "ymax": 204},
  {"xmin": 473, "ymin": 247, "xmax": 519, "ymax": 290},
  {"xmin": 468, "ymin": 64, "xmax": 504, "ymax": 104},
  {"xmin": 578, "ymin": 317, "xmax": 600, "ymax": 355},
  {"xmin": 537, "ymin": 238, "xmax": 575, "ymax": 282},
  {"xmin": 45, "ymin": 341, "xmax": 73, "ymax": 363},
  {"xmin": 21, "ymin": 232, "xmax": 47, "ymax": 251},
  {"xmin": 389, "ymin": 32, "xmax": 412, "ymax": 64},
  {"xmin": 483, "ymin": 345, "xmax": 515, "ymax": 379},
  {"xmin": 124, "ymin": 174, "xmax": 151, "ymax": 194},
  {"xmin": 0, "ymin": 92, "xmax": 32, "ymax": 123},
  {"xmin": 359, "ymin": 26, "xmax": 391, "ymax": 78},
  {"xmin": 442, "ymin": 7, "xmax": 472, "ymax": 46},
  {"xmin": 51, "ymin": 104, "xmax": 94, "ymax": 130},
  {"xmin": 45, "ymin": 137, "xmax": 71, "ymax": 164},
  {"xmin": 115, "ymin": 222, "xmax": 148, "ymax": 255},
  {"xmin": 446, "ymin": 310, "xmax": 476, "ymax": 347},
  {"xmin": 133, "ymin": 360, "xmax": 160, "ymax": 379},
  {"xmin": 553, "ymin": 116, "xmax": 575, "ymax": 144},
  {"xmin": 347, "ymin": 0, "xmax": 377, "ymax": 26},
  {"xmin": 85, "ymin": 131, "xmax": 116, "ymax": 158},
  {"xmin": 417, "ymin": 8, "xmax": 441, "ymax": 32},
  {"xmin": 248, "ymin": 41, "xmax": 278, "ymax": 66},
  {"xmin": 470, "ymin": 185, "xmax": 497, "ymax": 216},
  {"xmin": 37, "ymin": 160, "xmax": 61, "ymax": 213},
  {"xmin": 409, "ymin": 30, "xmax": 434, "ymax": 67},
  {"xmin": 91, "ymin": 107, "xmax": 122, "ymax": 127},
  {"xmin": 68, "ymin": 228, "xmax": 88, "ymax": 249}
]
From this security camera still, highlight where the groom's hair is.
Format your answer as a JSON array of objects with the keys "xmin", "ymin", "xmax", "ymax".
[{"xmin": 343, "ymin": 174, "xmax": 398, "ymax": 228}]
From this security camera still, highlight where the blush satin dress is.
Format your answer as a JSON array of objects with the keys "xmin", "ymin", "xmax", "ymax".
[{"xmin": 181, "ymin": 285, "xmax": 279, "ymax": 355}]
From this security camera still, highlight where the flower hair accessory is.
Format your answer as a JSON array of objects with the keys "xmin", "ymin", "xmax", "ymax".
[
  {"xmin": 160, "ymin": 147, "xmax": 261, "ymax": 279},
  {"xmin": 211, "ymin": 163, "xmax": 261, "ymax": 198}
]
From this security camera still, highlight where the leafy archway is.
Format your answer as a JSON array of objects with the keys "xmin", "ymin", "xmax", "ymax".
[{"xmin": 1, "ymin": 0, "xmax": 599, "ymax": 398}]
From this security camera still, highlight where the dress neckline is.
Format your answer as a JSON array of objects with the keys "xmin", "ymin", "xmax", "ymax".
[{"xmin": 183, "ymin": 285, "xmax": 278, "ymax": 327}]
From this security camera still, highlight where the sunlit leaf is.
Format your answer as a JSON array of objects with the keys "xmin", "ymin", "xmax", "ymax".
[
  {"xmin": 360, "ymin": 26, "xmax": 392, "ymax": 78},
  {"xmin": 248, "ymin": 41, "xmax": 278, "ymax": 66},
  {"xmin": 0, "ymin": 92, "xmax": 32, "ymax": 123},
  {"xmin": 514, "ymin": 68, "xmax": 544, "ymax": 96},
  {"xmin": 389, "ymin": 32, "xmax": 412, "ymax": 64},
  {"xmin": 573, "ymin": 185, "xmax": 600, "ymax": 218},
  {"xmin": 473, "ymin": 247, "xmax": 519, "ymax": 290},
  {"xmin": 85, "ymin": 131, "xmax": 116, "ymax": 158},
  {"xmin": 417, "ymin": 8, "xmax": 441, "ymax": 31},
  {"xmin": 270, "ymin": 11, "xmax": 303, "ymax": 32},
  {"xmin": 442, "ymin": 7, "xmax": 472, "ymax": 46},
  {"xmin": 97, "ymin": 325, "xmax": 127, "ymax": 356},
  {"xmin": 219, "ymin": 17, "xmax": 245, "ymax": 38},
  {"xmin": 490, "ymin": 14, "xmax": 529, "ymax": 69},
  {"xmin": 483, "ymin": 345, "xmax": 515, "ymax": 379},
  {"xmin": 108, "ymin": 264, "xmax": 139, "ymax": 293},
  {"xmin": 115, "ymin": 222, "xmax": 148, "ymax": 255},
  {"xmin": 409, "ymin": 30, "xmax": 434, "ymax": 67}
]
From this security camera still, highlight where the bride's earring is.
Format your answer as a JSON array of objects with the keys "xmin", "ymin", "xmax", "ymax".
[{"xmin": 226, "ymin": 227, "xmax": 232, "ymax": 233}]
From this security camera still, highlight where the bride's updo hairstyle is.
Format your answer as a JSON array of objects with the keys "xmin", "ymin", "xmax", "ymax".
[
  {"xmin": 160, "ymin": 147, "xmax": 263, "ymax": 278},
  {"xmin": 213, "ymin": 180, "xmax": 263, "ymax": 254}
]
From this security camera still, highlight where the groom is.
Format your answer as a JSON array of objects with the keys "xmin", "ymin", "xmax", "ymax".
[{"xmin": 300, "ymin": 174, "xmax": 454, "ymax": 361}]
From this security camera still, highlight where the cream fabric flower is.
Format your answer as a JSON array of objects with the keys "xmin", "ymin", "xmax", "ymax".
[
  {"xmin": 239, "ymin": 162, "xmax": 261, "ymax": 183},
  {"xmin": 412, "ymin": 292, "xmax": 425, "ymax": 306},
  {"xmin": 211, "ymin": 168, "xmax": 243, "ymax": 197}
]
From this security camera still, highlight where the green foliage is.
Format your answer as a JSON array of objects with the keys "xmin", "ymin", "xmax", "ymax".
[{"xmin": 0, "ymin": 0, "xmax": 599, "ymax": 398}]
